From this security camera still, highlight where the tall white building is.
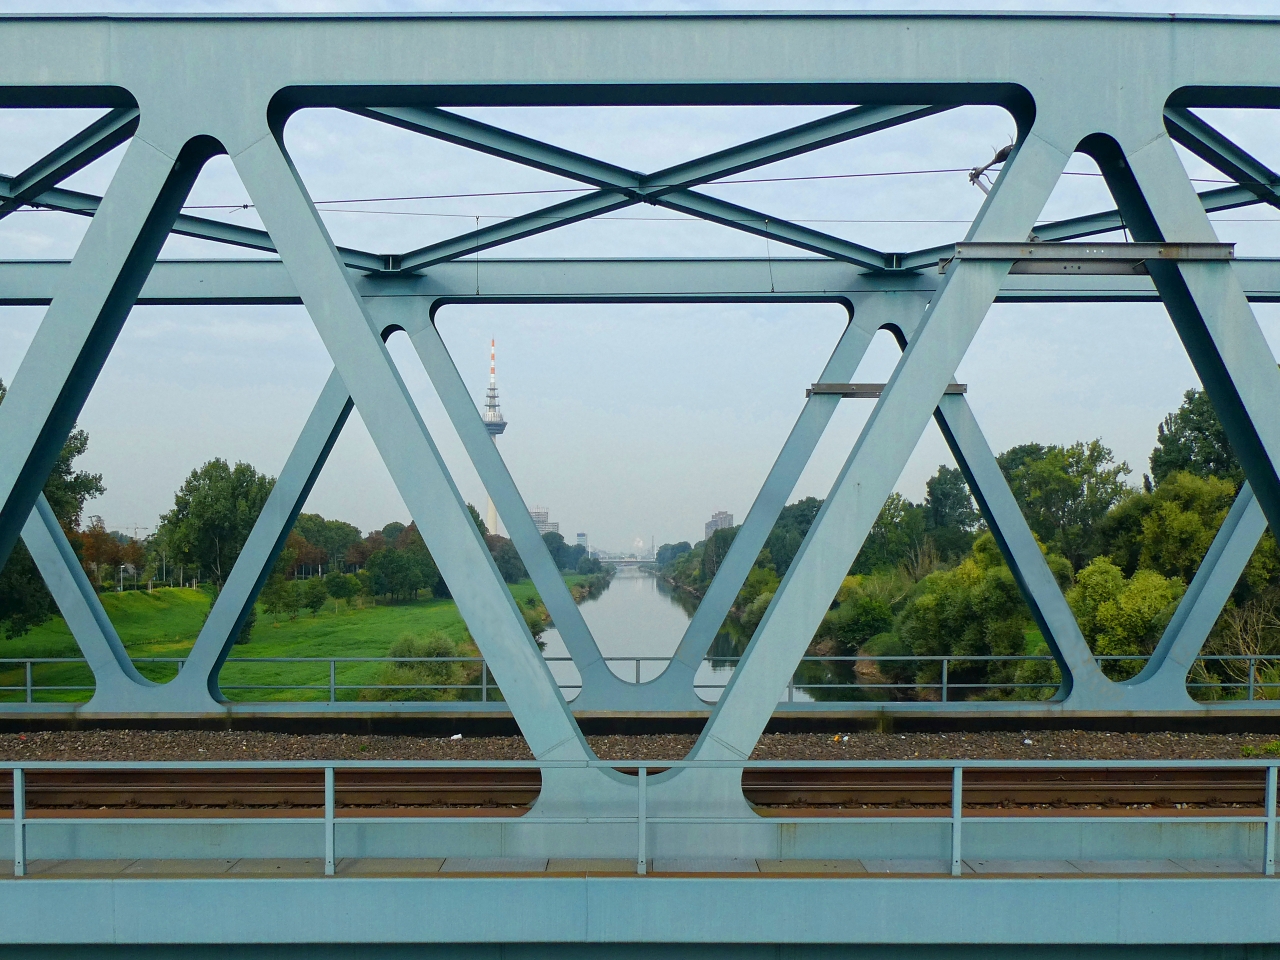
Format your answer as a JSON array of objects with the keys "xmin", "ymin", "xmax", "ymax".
[
  {"xmin": 704, "ymin": 510, "xmax": 734, "ymax": 541},
  {"xmin": 530, "ymin": 507, "xmax": 559, "ymax": 536}
]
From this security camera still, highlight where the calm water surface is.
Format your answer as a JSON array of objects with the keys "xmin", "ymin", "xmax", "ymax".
[{"xmin": 540, "ymin": 566, "xmax": 808, "ymax": 701}]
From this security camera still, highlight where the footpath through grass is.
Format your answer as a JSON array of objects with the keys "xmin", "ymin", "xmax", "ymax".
[{"xmin": 0, "ymin": 578, "xmax": 572, "ymax": 703}]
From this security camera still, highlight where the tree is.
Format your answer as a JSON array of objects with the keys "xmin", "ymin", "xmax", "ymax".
[
  {"xmin": 763, "ymin": 497, "xmax": 822, "ymax": 577},
  {"xmin": 395, "ymin": 523, "xmax": 441, "ymax": 596},
  {"xmin": 365, "ymin": 548, "xmax": 423, "ymax": 600},
  {"xmin": 0, "ymin": 379, "xmax": 104, "ymax": 638},
  {"xmin": 485, "ymin": 534, "xmax": 528, "ymax": 584},
  {"xmin": 303, "ymin": 576, "xmax": 328, "ymax": 615},
  {"xmin": 158, "ymin": 459, "xmax": 274, "ymax": 588},
  {"xmin": 924, "ymin": 464, "xmax": 979, "ymax": 559},
  {"xmin": 324, "ymin": 570, "xmax": 358, "ymax": 602},
  {"xmin": 1099, "ymin": 471, "xmax": 1236, "ymax": 582},
  {"xmin": 701, "ymin": 525, "xmax": 737, "ymax": 581},
  {"xmin": 260, "ymin": 575, "xmax": 300, "ymax": 621},
  {"xmin": 80, "ymin": 517, "xmax": 121, "ymax": 587},
  {"xmin": 657, "ymin": 542, "xmax": 692, "ymax": 568},
  {"xmin": 121, "ymin": 538, "xmax": 147, "ymax": 587},
  {"xmin": 467, "ymin": 503, "xmax": 489, "ymax": 538},
  {"xmin": 1150, "ymin": 388, "xmax": 1242, "ymax": 487},
  {"xmin": 292, "ymin": 513, "xmax": 362, "ymax": 571},
  {"xmin": 851, "ymin": 493, "xmax": 927, "ymax": 575},
  {"xmin": 997, "ymin": 440, "xmax": 1130, "ymax": 569}
]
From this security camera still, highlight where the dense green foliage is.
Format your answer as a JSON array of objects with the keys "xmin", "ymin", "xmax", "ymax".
[
  {"xmin": 1150, "ymin": 388, "xmax": 1242, "ymax": 486},
  {"xmin": 158, "ymin": 459, "xmax": 275, "ymax": 588},
  {"xmin": 0, "ymin": 379, "xmax": 105, "ymax": 639},
  {"xmin": 658, "ymin": 387, "xmax": 1279, "ymax": 702}
]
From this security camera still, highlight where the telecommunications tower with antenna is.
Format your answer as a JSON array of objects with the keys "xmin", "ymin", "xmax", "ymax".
[{"xmin": 482, "ymin": 339, "xmax": 507, "ymax": 536}]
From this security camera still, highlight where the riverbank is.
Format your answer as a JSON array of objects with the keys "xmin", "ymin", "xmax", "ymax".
[{"xmin": 0, "ymin": 573, "xmax": 603, "ymax": 703}]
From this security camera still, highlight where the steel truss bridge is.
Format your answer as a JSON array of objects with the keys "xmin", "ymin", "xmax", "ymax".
[{"xmin": 3, "ymin": 10, "xmax": 1280, "ymax": 957}]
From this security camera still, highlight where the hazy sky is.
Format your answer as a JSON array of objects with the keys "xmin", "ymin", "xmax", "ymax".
[{"xmin": 2, "ymin": 0, "xmax": 1279, "ymax": 555}]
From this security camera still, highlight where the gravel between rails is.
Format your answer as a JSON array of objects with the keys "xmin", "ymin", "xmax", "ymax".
[{"xmin": 0, "ymin": 729, "xmax": 1279, "ymax": 762}]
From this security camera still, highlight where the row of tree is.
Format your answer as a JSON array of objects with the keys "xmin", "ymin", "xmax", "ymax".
[{"xmin": 658, "ymin": 387, "xmax": 1278, "ymax": 701}]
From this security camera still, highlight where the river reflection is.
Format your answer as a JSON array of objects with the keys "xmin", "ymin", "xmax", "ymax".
[{"xmin": 539, "ymin": 566, "xmax": 808, "ymax": 702}]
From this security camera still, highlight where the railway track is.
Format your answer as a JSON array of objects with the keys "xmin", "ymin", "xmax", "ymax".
[{"xmin": 0, "ymin": 767, "xmax": 1266, "ymax": 813}]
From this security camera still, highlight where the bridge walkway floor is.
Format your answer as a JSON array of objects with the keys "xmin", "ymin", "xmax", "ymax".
[{"xmin": 0, "ymin": 857, "xmax": 1268, "ymax": 878}]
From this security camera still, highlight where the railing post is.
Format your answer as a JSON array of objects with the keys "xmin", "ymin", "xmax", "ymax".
[
  {"xmin": 329, "ymin": 660, "xmax": 336, "ymax": 703},
  {"xmin": 24, "ymin": 661, "xmax": 32, "ymax": 704},
  {"xmin": 635, "ymin": 659, "xmax": 641, "ymax": 684},
  {"xmin": 637, "ymin": 766, "xmax": 647, "ymax": 876},
  {"xmin": 1249, "ymin": 657, "xmax": 1256, "ymax": 702},
  {"xmin": 787, "ymin": 676, "xmax": 794, "ymax": 703},
  {"xmin": 324, "ymin": 766, "xmax": 335, "ymax": 876},
  {"xmin": 481, "ymin": 662, "xmax": 488, "ymax": 702},
  {"xmin": 1266, "ymin": 765, "xmax": 1277, "ymax": 877},
  {"xmin": 13, "ymin": 767, "xmax": 25, "ymax": 877},
  {"xmin": 941, "ymin": 658, "xmax": 948, "ymax": 703},
  {"xmin": 950, "ymin": 766, "xmax": 963, "ymax": 877}
]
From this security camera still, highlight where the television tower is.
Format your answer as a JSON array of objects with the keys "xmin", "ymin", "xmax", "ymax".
[{"xmin": 482, "ymin": 339, "xmax": 507, "ymax": 537}]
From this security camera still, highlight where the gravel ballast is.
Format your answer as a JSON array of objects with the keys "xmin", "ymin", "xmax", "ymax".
[{"xmin": 1, "ymin": 729, "xmax": 1278, "ymax": 762}]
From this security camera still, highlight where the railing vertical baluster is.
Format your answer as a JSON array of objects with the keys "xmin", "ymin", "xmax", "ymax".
[
  {"xmin": 637, "ymin": 766, "xmax": 647, "ymax": 876},
  {"xmin": 636, "ymin": 659, "xmax": 641, "ymax": 684},
  {"xmin": 1266, "ymin": 766, "xmax": 1277, "ymax": 877},
  {"xmin": 1250, "ymin": 658, "xmax": 1256, "ymax": 701},
  {"xmin": 787, "ymin": 677, "xmax": 794, "ymax": 703},
  {"xmin": 24, "ymin": 661, "xmax": 32, "ymax": 704},
  {"xmin": 941, "ymin": 658, "xmax": 948, "ymax": 703},
  {"xmin": 482, "ymin": 662, "xmax": 488, "ymax": 702},
  {"xmin": 329, "ymin": 660, "xmax": 336, "ymax": 703},
  {"xmin": 13, "ymin": 767, "xmax": 25, "ymax": 877},
  {"xmin": 950, "ymin": 766, "xmax": 963, "ymax": 877},
  {"xmin": 324, "ymin": 766, "xmax": 335, "ymax": 876}
]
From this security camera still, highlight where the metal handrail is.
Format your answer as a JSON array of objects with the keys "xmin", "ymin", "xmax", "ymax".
[
  {"xmin": 2, "ymin": 653, "xmax": 1278, "ymax": 703},
  {"xmin": 5, "ymin": 756, "xmax": 1278, "ymax": 879}
]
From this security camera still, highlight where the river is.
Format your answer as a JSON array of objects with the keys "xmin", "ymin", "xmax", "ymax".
[{"xmin": 539, "ymin": 565, "xmax": 810, "ymax": 702}]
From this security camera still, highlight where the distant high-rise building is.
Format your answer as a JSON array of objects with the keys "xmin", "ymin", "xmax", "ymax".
[
  {"xmin": 482, "ymin": 339, "xmax": 507, "ymax": 537},
  {"xmin": 704, "ymin": 510, "xmax": 734, "ymax": 541},
  {"xmin": 530, "ymin": 507, "xmax": 558, "ymax": 536},
  {"xmin": 576, "ymin": 533, "xmax": 588, "ymax": 550}
]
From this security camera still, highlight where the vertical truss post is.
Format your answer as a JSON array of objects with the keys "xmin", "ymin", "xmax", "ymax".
[
  {"xmin": 324, "ymin": 765, "xmax": 336, "ymax": 876},
  {"xmin": 1266, "ymin": 765, "xmax": 1276, "ymax": 877},
  {"xmin": 950, "ymin": 766, "xmax": 963, "ymax": 877},
  {"xmin": 12, "ymin": 767, "xmax": 24, "ymax": 877},
  {"xmin": 637, "ymin": 766, "xmax": 648, "ymax": 876}
]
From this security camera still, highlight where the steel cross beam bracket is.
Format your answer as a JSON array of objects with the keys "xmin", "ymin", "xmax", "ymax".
[
  {"xmin": 939, "ymin": 241, "xmax": 1235, "ymax": 274},
  {"xmin": 808, "ymin": 382, "xmax": 967, "ymax": 398}
]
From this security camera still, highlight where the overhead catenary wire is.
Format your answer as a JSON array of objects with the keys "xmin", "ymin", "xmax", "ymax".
[{"xmin": 167, "ymin": 168, "xmax": 1240, "ymax": 213}]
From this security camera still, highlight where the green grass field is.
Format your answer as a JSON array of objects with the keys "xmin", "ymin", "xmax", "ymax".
[{"xmin": 0, "ymin": 578, "xmax": 570, "ymax": 703}]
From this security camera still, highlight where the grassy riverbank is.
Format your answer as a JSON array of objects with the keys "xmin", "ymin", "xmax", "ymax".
[{"xmin": 0, "ymin": 577, "xmax": 597, "ymax": 703}]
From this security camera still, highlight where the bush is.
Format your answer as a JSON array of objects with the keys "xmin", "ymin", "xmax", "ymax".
[
  {"xmin": 860, "ymin": 632, "xmax": 914, "ymax": 686},
  {"xmin": 819, "ymin": 594, "xmax": 893, "ymax": 655},
  {"xmin": 364, "ymin": 632, "xmax": 467, "ymax": 701}
]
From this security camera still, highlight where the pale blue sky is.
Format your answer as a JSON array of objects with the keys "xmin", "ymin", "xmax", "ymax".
[{"xmin": 1, "ymin": 1, "xmax": 1278, "ymax": 553}]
